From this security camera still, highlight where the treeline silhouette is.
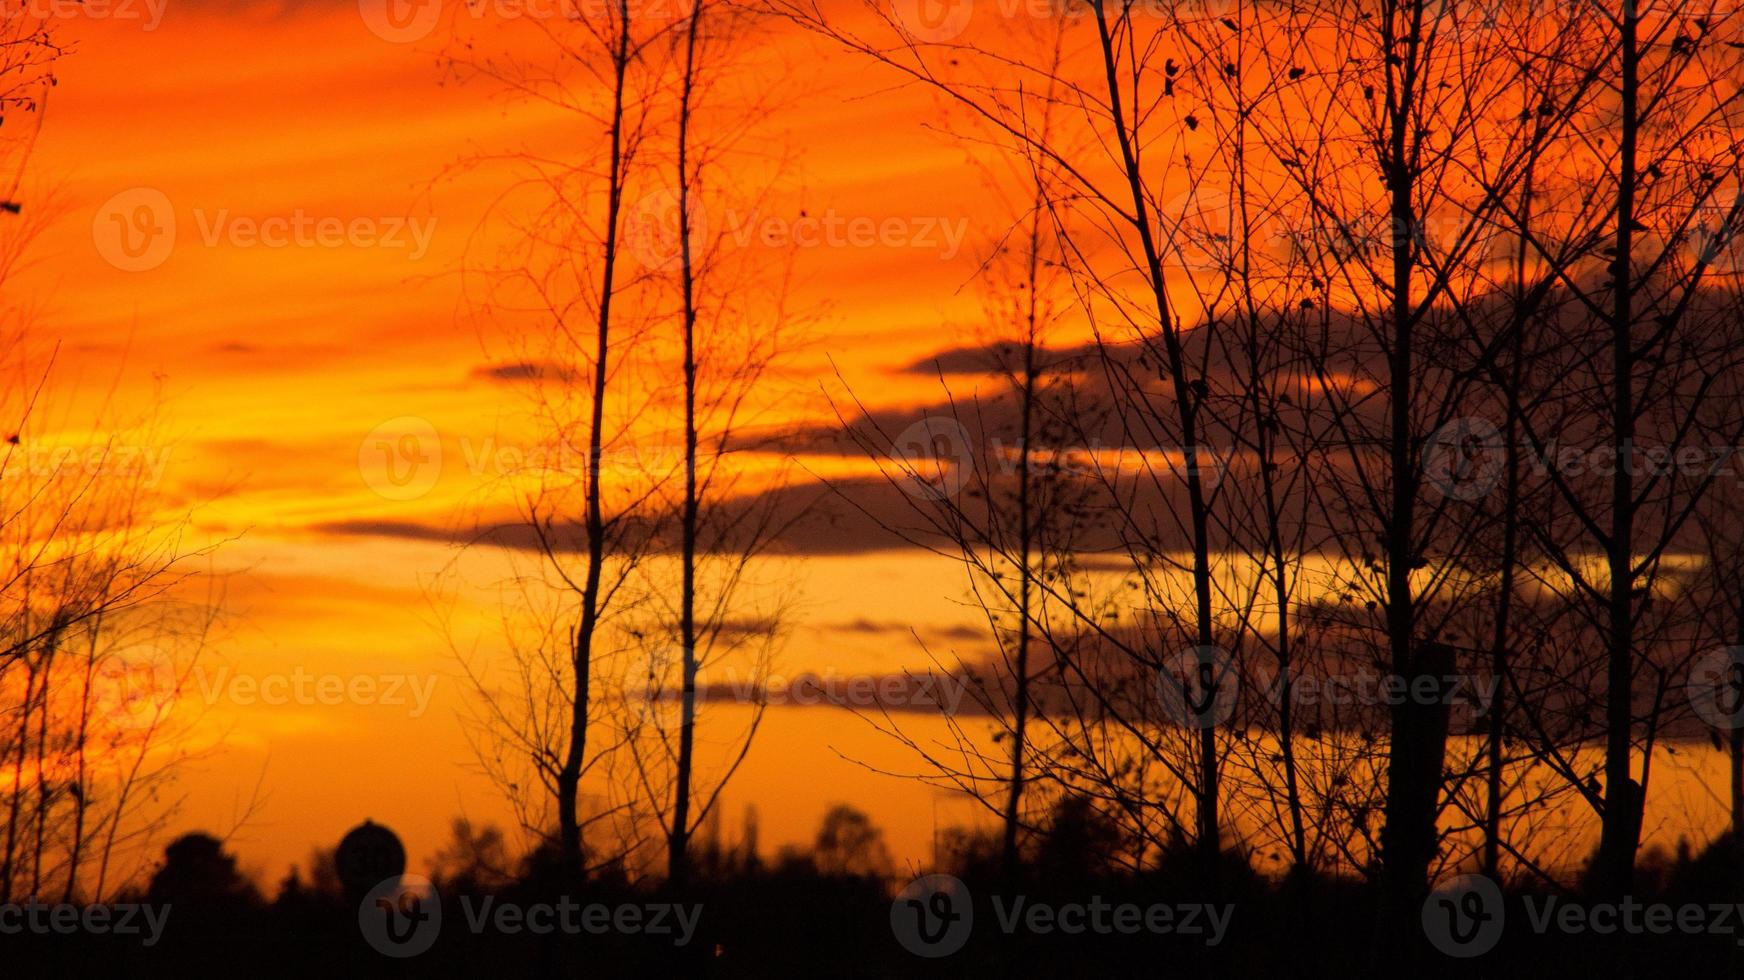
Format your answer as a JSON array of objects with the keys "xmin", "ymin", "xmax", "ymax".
[{"xmin": 11, "ymin": 797, "xmax": 1744, "ymax": 979}]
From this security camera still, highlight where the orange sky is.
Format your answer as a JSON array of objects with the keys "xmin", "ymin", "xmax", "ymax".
[
  {"xmin": 15, "ymin": 2, "xmax": 1737, "ymax": 892},
  {"xmin": 12, "ymin": 2, "xmax": 1031, "ymax": 886}
]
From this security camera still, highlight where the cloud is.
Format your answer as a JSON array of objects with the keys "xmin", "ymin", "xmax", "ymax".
[
  {"xmin": 897, "ymin": 341, "xmax": 1101, "ymax": 377},
  {"xmin": 470, "ymin": 361, "xmax": 577, "ymax": 385},
  {"xmin": 312, "ymin": 476, "xmax": 982, "ymax": 556},
  {"xmin": 835, "ymin": 618, "xmax": 983, "ymax": 642}
]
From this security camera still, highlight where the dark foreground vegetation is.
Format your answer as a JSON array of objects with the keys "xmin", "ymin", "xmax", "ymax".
[{"xmin": 10, "ymin": 799, "xmax": 1744, "ymax": 979}]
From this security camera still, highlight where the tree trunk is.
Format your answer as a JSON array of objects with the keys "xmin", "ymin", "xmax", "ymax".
[
  {"xmin": 558, "ymin": 0, "xmax": 633, "ymax": 884},
  {"xmin": 668, "ymin": 0, "xmax": 704, "ymax": 891},
  {"xmin": 1594, "ymin": 0, "xmax": 1642, "ymax": 898}
]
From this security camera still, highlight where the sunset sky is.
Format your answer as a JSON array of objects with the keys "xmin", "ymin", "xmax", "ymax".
[
  {"xmin": 15, "ymin": 0, "xmax": 1737, "ymax": 893},
  {"xmin": 12, "ymin": 1, "xmax": 1045, "ymax": 885}
]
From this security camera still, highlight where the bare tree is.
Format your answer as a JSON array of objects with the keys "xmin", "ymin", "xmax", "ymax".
[
  {"xmin": 0, "ymin": 13, "xmax": 220, "ymax": 904},
  {"xmin": 827, "ymin": 87, "xmax": 1096, "ymax": 881},
  {"xmin": 635, "ymin": 0, "xmax": 797, "ymax": 888},
  {"xmin": 1693, "ymin": 509, "xmax": 1744, "ymax": 844},
  {"xmin": 1457, "ymin": 0, "xmax": 1744, "ymax": 896},
  {"xmin": 446, "ymin": 0, "xmax": 679, "ymax": 881},
  {"xmin": 0, "ymin": 377, "xmax": 215, "ymax": 903},
  {"xmin": 775, "ymin": 0, "xmax": 1244, "ymax": 878}
]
